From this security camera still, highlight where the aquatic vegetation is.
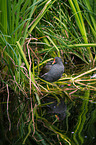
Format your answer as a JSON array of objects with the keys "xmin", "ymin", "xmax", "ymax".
[{"xmin": 0, "ymin": 0, "xmax": 96, "ymax": 144}]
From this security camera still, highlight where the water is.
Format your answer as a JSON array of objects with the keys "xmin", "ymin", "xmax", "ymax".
[
  {"xmin": 0, "ymin": 64, "xmax": 96, "ymax": 145},
  {"xmin": 40, "ymin": 64, "xmax": 96, "ymax": 145},
  {"xmin": 68, "ymin": 90, "xmax": 96, "ymax": 145},
  {"xmin": 41, "ymin": 89, "xmax": 96, "ymax": 145}
]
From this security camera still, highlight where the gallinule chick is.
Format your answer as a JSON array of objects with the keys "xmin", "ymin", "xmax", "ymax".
[{"xmin": 40, "ymin": 57, "xmax": 64, "ymax": 82}]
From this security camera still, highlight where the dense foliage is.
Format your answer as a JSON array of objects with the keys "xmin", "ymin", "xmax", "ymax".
[{"xmin": 0, "ymin": 0, "xmax": 96, "ymax": 144}]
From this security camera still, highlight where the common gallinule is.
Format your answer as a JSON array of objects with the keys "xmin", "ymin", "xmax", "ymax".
[{"xmin": 40, "ymin": 57, "xmax": 64, "ymax": 82}]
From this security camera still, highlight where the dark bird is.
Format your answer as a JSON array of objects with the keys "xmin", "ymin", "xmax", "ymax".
[{"xmin": 40, "ymin": 57, "xmax": 64, "ymax": 82}]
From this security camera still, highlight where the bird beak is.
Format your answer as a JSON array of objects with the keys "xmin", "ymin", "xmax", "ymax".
[{"xmin": 52, "ymin": 58, "xmax": 55, "ymax": 64}]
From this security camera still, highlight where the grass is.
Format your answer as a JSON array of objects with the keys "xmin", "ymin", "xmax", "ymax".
[{"xmin": 0, "ymin": 0, "xmax": 96, "ymax": 144}]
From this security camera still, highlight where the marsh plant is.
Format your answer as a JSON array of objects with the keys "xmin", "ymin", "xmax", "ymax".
[{"xmin": 0, "ymin": 0, "xmax": 96, "ymax": 144}]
